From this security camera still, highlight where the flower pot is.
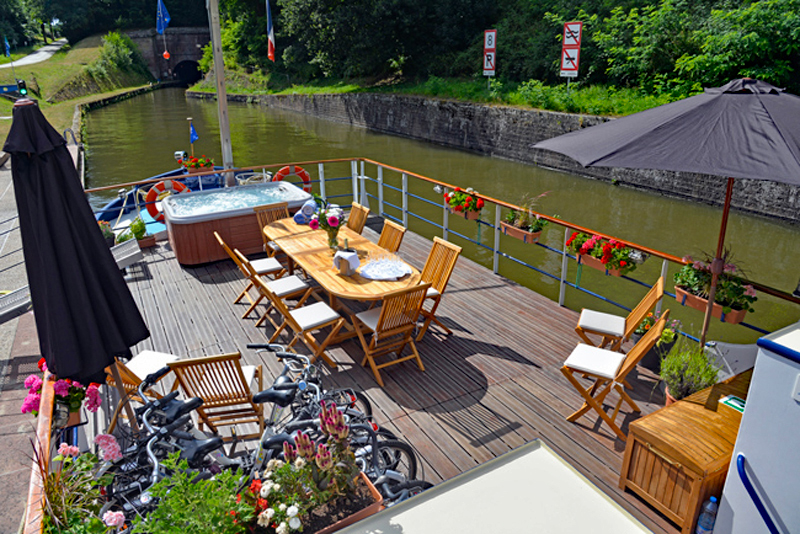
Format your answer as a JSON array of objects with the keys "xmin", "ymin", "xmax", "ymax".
[
  {"xmin": 674, "ymin": 286, "xmax": 747, "ymax": 324},
  {"xmin": 577, "ymin": 254, "xmax": 622, "ymax": 277},
  {"xmin": 500, "ymin": 222, "xmax": 542, "ymax": 244},
  {"xmin": 53, "ymin": 402, "xmax": 82, "ymax": 428},
  {"xmin": 137, "ymin": 235, "xmax": 157, "ymax": 249},
  {"xmin": 631, "ymin": 333, "xmax": 675, "ymax": 374},
  {"xmin": 312, "ymin": 472, "xmax": 384, "ymax": 534},
  {"xmin": 664, "ymin": 385, "xmax": 678, "ymax": 406},
  {"xmin": 186, "ymin": 166, "xmax": 213, "ymax": 174},
  {"xmin": 448, "ymin": 208, "xmax": 480, "ymax": 221}
]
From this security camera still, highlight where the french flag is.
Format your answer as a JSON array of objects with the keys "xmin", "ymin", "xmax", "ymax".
[{"xmin": 266, "ymin": 0, "xmax": 275, "ymax": 62}]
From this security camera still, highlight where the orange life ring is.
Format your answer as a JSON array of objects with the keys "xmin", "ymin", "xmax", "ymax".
[
  {"xmin": 273, "ymin": 165, "xmax": 312, "ymax": 193},
  {"xmin": 145, "ymin": 180, "xmax": 190, "ymax": 222}
]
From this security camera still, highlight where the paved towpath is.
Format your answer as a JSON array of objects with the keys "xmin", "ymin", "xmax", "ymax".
[{"xmin": 0, "ymin": 39, "xmax": 68, "ymax": 69}]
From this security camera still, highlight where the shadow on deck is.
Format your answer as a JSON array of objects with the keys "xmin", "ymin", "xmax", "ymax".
[{"xmin": 124, "ymin": 222, "xmax": 677, "ymax": 534}]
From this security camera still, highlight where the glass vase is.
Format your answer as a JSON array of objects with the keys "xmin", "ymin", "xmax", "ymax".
[{"xmin": 326, "ymin": 228, "xmax": 339, "ymax": 250}]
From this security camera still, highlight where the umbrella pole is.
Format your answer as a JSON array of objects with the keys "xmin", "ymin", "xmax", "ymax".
[
  {"xmin": 110, "ymin": 361, "xmax": 141, "ymax": 436},
  {"xmin": 700, "ymin": 177, "xmax": 735, "ymax": 346}
]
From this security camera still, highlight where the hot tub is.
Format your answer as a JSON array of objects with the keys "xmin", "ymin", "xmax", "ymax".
[{"xmin": 162, "ymin": 182, "xmax": 312, "ymax": 265}]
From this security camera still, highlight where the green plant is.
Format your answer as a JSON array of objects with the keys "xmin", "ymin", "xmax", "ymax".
[
  {"xmin": 116, "ymin": 216, "xmax": 147, "ymax": 243},
  {"xmin": 660, "ymin": 340, "xmax": 721, "ymax": 400},
  {"xmin": 444, "ymin": 187, "xmax": 484, "ymax": 213},
  {"xmin": 504, "ymin": 192, "xmax": 553, "ymax": 233},
  {"xmin": 634, "ymin": 311, "xmax": 682, "ymax": 346},
  {"xmin": 132, "ymin": 453, "xmax": 253, "ymax": 534},
  {"xmin": 566, "ymin": 232, "xmax": 638, "ymax": 275},
  {"xmin": 180, "ymin": 155, "xmax": 215, "ymax": 169},
  {"xmin": 674, "ymin": 252, "xmax": 758, "ymax": 313}
]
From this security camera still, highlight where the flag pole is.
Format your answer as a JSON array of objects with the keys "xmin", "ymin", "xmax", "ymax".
[
  {"xmin": 188, "ymin": 118, "xmax": 195, "ymax": 158},
  {"xmin": 208, "ymin": 0, "xmax": 235, "ymax": 186}
]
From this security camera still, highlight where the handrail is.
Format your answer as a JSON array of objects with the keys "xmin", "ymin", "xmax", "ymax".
[
  {"xmin": 24, "ymin": 371, "xmax": 54, "ymax": 534},
  {"xmin": 736, "ymin": 453, "xmax": 780, "ymax": 534}
]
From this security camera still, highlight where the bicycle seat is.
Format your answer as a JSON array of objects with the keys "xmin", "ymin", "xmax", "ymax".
[
  {"xmin": 178, "ymin": 435, "xmax": 224, "ymax": 468},
  {"xmin": 253, "ymin": 376, "xmax": 296, "ymax": 407},
  {"xmin": 163, "ymin": 396, "xmax": 203, "ymax": 422},
  {"xmin": 262, "ymin": 432, "xmax": 294, "ymax": 451}
]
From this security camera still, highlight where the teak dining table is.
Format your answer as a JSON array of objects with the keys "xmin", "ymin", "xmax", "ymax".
[{"xmin": 264, "ymin": 218, "xmax": 422, "ymax": 340}]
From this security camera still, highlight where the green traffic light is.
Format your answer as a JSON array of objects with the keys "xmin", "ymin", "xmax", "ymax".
[{"xmin": 16, "ymin": 79, "xmax": 27, "ymax": 96}]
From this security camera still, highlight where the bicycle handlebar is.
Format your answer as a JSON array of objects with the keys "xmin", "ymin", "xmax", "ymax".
[
  {"xmin": 135, "ymin": 391, "xmax": 180, "ymax": 418},
  {"xmin": 273, "ymin": 380, "xmax": 307, "ymax": 392}
]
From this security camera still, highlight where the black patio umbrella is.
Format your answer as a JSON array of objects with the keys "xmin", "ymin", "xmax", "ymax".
[
  {"xmin": 534, "ymin": 78, "xmax": 800, "ymax": 343},
  {"xmin": 4, "ymin": 99, "xmax": 149, "ymax": 386}
]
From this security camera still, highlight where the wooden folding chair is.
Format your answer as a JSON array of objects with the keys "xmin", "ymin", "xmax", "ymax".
[
  {"xmin": 575, "ymin": 276, "xmax": 664, "ymax": 352},
  {"xmin": 104, "ymin": 350, "xmax": 178, "ymax": 433},
  {"xmin": 377, "ymin": 220, "xmax": 406, "ymax": 253},
  {"xmin": 214, "ymin": 231, "xmax": 285, "ymax": 314},
  {"xmin": 561, "ymin": 311, "xmax": 669, "ymax": 440},
  {"xmin": 416, "ymin": 237, "xmax": 462, "ymax": 341},
  {"xmin": 253, "ymin": 202, "xmax": 289, "ymax": 257},
  {"xmin": 352, "ymin": 283, "xmax": 431, "ymax": 387},
  {"xmin": 234, "ymin": 249, "xmax": 314, "ymax": 328},
  {"xmin": 168, "ymin": 352, "xmax": 264, "ymax": 442},
  {"xmin": 346, "ymin": 202, "xmax": 370, "ymax": 234},
  {"xmin": 252, "ymin": 276, "xmax": 345, "ymax": 369}
]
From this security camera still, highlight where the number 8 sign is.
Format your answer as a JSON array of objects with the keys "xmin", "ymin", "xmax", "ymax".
[{"xmin": 484, "ymin": 29, "xmax": 496, "ymax": 51}]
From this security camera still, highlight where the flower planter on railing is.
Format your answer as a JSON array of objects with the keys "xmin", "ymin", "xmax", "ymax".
[
  {"xmin": 186, "ymin": 166, "xmax": 213, "ymax": 174},
  {"xmin": 500, "ymin": 222, "xmax": 542, "ymax": 244},
  {"xmin": 674, "ymin": 286, "xmax": 748, "ymax": 324},
  {"xmin": 577, "ymin": 254, "xmax": 622, "ymax": 277},
  {"xmin": 448, "ymin": 208, "xmax": 480, "ymax": 221}
]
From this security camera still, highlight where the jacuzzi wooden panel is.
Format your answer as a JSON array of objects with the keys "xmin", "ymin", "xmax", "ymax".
[{"xmin": 166, "ymin": 212, "xmax": 264, "ymax": 265}]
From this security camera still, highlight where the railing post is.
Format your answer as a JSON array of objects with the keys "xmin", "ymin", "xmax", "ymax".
[
  {"xmin": 318, "ymin": 163, "xmax": 326, "ymax": 200},
  {"xmin": 351, "ymin": 160, "xmax": 358, "ymax": 204},
  {"xmin": 401, "ymin": 173, "xmax": 408, "ymax": 227},
  {"xmin": 493, "ymin": 204, "xmax": 501, "ymax": 274},
  {"xmin": 443, "ymin": 188, "xmax": 449, "ymax": 241},
  {"xmin": 377, "ymin": 166, "xmax": 384, "ymax": 217},
  {"xmin": 559, "ymin": 227, "xmax": 570, "ymax": 306},
  {"xmin": 656, "ymin": 259, "xmax": 669, "ymax": 315},
  {"xmin": 359, "ymin": 160, "xmax": 367, "ymax": 206}
]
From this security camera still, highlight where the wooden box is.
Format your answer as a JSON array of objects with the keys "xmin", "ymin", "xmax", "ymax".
[{"xmin": 619, "ymin": 371, "xmax": 751, "ymax": 534}]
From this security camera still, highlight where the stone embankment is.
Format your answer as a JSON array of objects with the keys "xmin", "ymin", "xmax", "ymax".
[{"xmin": 189, "ymin": 91, "xmax": 800, "ymax": 224}]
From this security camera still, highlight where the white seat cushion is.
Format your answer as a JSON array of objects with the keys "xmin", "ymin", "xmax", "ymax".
[
  {"xmin": 426, "ymin": 287, "xmax": 440, "ymax": 299},
  {"xmin": 126, "ymin": 350, "xmax": 179, "ymax": 380},
  {"xmin": 578, "ymin": 309, "xmax": 625, "ymax": 337},
  {"xmin": 355, "ymin": 307, "xmax": 382, "ymax": 333},
  {"xmin": 241, "ymin": 365, "xmax": 257, "ymax": 388},
  {"xmin": 266, "ymin": 275, "xmax": 308, "ymax": 298},
  {"xmin": 291, "ymin": 302, "xmax": 341, "ymax": 331},
  {"xmin": 564, "ymin": 344, "xmax": 625, "ymax": 380},
  {"xmin": 251, "ymin": 256, "xmax": 283, "ymax": 275}
]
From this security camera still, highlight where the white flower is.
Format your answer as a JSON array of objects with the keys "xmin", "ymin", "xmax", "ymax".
[
  {"xmin": 289, "ymin": 516, "xmax": 301, "ymax": 530},
  {"xmin": 466, "ymin": 187, "xmax": 474, "ymax": 193},
  {"xmin": 274, "ymin": 484, "xmax": 281, "ymax": 491},
  {"xmin": 276, "ymin": 522, "xmax": 288, "ymax": 534},
  {"xmin": 330, "ymin": 204, "xmax": 340, "ymax": 209},
  {"xmin": 287, "ymin": 505, "xmax": 298, "ymax": 517},
  {"xmin": 279, "ymin": 503, "xmax": 287, "ymax": 512},
  {"xmin": 294, "ymin": 458, "xmax": 306, "ymax": 469},
  {"xmin": 260, "ymin": 483, "xmax": 272, "ymax": 498},
  {"xmin": 266, "ymin": 508, "xmax": 276, "ymax": 519},
  {"xmin": 257, "ymin": 510, "xmax": 272, "ymax": 527}
]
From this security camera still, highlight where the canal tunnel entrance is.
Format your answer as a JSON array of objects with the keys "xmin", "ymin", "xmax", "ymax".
[{"xmin": 174, "ymin": 61, "xmax": 202, "ymax": 85}]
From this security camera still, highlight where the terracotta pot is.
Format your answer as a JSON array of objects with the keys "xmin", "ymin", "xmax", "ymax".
[
  {"xmin": 500, "ymin": 222, "xmax": 542, "ymax": 244},
  {"xmin": 674, "ymin": 286, "xmax": 747, "ymax": 324},
  {"xmin": 314, "ymin": 472, "xmax": 384, "ymax": 534},
  {"xmin": 186, "ymin": 166, "xmax": 213, "ymax": 174},
  {"xmin": 448, "ymin": 208, "xmax": 480, "ymax": 221},
  {"xmin": 54, "ymin": 402, "xmax": 83, "ymax": 428},
  {"xmin": 664, "ymin": 385, "xmax": 678, "ymax": 406},
  {"xmin": 577, "ymin": 254, "xmax": 622, "ymax": 277},
  {"xmin": 137, "ymin": 235, "xmax": 157, "ymax": 249}
]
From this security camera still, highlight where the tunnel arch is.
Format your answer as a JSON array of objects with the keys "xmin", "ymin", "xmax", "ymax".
[{"xmin": 174, "ymin": 61, "xmax": 202, "ymax": 85}]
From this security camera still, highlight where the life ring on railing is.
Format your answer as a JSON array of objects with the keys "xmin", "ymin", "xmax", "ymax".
[
  {"xmin": 273, "ymin": 165, "xmax": 312, "ymax": 193},
  {"xmin": 145, "ymin": 180, "xmax": 190, "ymax": 222}
]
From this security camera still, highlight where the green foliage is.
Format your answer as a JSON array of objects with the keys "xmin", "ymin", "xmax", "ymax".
[
  {"xmin": 118, "ymin": 216, "xmax": 146, "ymax": 243},
  {"xmin": 504, "ymin": 192, "xmax": 552, "ymax": 233},
  {"xmin": 85, "ymin": 32, "xmax": 152, "ymax": 86},
  {"xmin": 674, "ymin": 251, "xmax": 758, "ymax": 313},
  {"xmin": 660, "ymin": 339, "xmax": 721, "ymax": 400},
  {"xmin": 132, "ymin": 453, "xmax": 253, "ymax": 534}
]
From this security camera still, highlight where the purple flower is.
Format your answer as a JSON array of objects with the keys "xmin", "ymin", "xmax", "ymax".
[
  {"xmin": 315, "ymin": 444, "xmax": 332, "ymax": 470},
  {"xmin": 283, "ymin": 442, "xmax": 297, "ymax": 463},
  {"xmin": 53, "ymin": 379, "xmax": 70, "ymax": 397}
]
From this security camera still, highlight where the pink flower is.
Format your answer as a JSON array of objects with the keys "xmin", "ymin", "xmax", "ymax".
[
  {"xmin": 682, "ymin": 255, "xmax": 693, "ymax": 263},
  {"xmin": 723, "ymin": 263, "xmax": 737, "ymax": 274},
  {"xmin": 84, "ymin": 384, "xmax": 102, "ymax": 413},
  {"xmin": 95, "ymin": 434, "xmax": 123, "ymax": 461},
  {"xmin": 744, "ymin": 285, "xmax": 757, "ymax": 297},
  {"xmin": 58, "ymin": 443, "xmax": 80, "ymax": 457},
  {"xmin": 693, "ymin": 261, "xmax": 707, "ymax": 270},
  {"xmin": 53, "ymin": 379, "xmax": 70, "ymax": 397},
  {"xmin": 309, "ymin": 218, "xmax": 319, "ymax": 230},
  {"xmin": 103, "ymin": 510, "xmax": 125, "ymax": 528},
  {"xmin": 327, "ymin": 216, "xmax": 340, "ymax": 228},
  {"xmin": 20, "ymin": 393, "xmax": 40, "ymax": 414},
  {"xmin": 24, "ymin": 375, "xmax": 43, "ymax": 393}
]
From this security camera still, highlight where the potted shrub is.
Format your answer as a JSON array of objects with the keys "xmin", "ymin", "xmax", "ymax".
[
  {"xmin": 674, "ymin": 252, "xmax": 757, "ymax": 324},
  {"xmin": 117, "ymin": 216, "xmax": 156, "ymax": 248},
  {"xmin": 659, "ymin": 340, "xmax": 722, "ymax": 405},
  {"xmin": 444, "ymin": 187, "xmax": 484, "ymax": 220},
  {"xmin": 180, "ymin": 154, "xmax": 215, "ymax": 174},
  {"xmin": 566, "ymin": 232, "xmax": 639, "ymax": 276},
  {"xmin": 631, "ymin": 312, "xmax": 682, "ymax": 373},
  {"xmin": 500, "ymin": 192, "xmax": 555, "ymax": 244}
]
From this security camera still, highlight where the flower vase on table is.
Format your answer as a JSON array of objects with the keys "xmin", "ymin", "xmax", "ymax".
[
  {"xmin": 309, "ymin": 197, "xmax": 345, "ymax": 251},
  {"xmin": 326, "ymin": 228, "xmax": 340, "ymax": 250}
]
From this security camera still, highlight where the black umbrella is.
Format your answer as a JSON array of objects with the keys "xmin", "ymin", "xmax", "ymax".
[
  {"xmin": 534, "ymin": 78, "xmax": 800, "ymax": 343},
  {"xmin": 4, "ymin": 99, "xmax": 149, "ymax": 386}
]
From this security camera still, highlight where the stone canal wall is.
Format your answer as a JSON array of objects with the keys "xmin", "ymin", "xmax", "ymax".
[{"xmin": 190, "ymin": 91, "xmax": 800, "ymax": 223}]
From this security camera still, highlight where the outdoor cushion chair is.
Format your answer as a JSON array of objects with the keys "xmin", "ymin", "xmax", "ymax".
[
  {"xmin": 561, "ymin": 311, "xmax": 669, "ymax": 441},
  {"xmin": 575, "ymin": 276, "xmax": 664, "ymax": 352},
  {"xmin": 104, "ymin": 350, "xmax": 179, "ymax": 433},
  {"xmin": 253, "ymin": 276, "xmax": 345, "ymax": 369},
  {"xmin": 234, "ymin": 249, "xmax": 314, "ymax": 328},
  {"xmin": 353, "ymin": 283, "xmax": 431, "ymax": 387},
  {"xmin": 253, "ymin": 202, "xmax": 290, "ymax": 257},
  {"xmin": 346, "ymin": 202, "xmax": 370, "ymax": 234},
  {"xmin": 416, "ymin": 237, "xmax": 462, "ymax": 341},
  {"xmin": 168, "ymin": 352, "xmax": 264, "ymax": 442},
  {"xmin": 214, "ymin": 231, "xmax": 286, "ymax": 316},
  {"xmin": 377, "ymin": 220, "xmax": 407, "ymax": 253}
]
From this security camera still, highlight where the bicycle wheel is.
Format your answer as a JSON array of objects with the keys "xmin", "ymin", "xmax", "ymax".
[
  {"xmin": 359, "ymin": 439, "xmax": 417, "ymax": 483},
  {"xmin": 383, "ymin": 479, "xmax": 434, "ymax": 507}
]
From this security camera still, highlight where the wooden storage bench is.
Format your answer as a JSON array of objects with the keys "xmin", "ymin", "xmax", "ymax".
[{"xmin": 619, "ymin": 371, "xmax": 751, "ymax": 534}]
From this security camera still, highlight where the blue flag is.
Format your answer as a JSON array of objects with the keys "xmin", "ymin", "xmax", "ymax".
[
  {"xmin": 190, "ymin": 123, "xmax": 199, "ymax": 144},
  {"xmin": 156, "ymin": 0, "xmax": 171, "ymax": 35},
  {"xmin": 4, "ymin": 37, "xmax": 10, "ymax": 58}
]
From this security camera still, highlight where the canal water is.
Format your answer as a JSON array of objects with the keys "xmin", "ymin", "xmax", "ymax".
[{"xmin": 84, "ymin": 88, "xmax": 800, "ymax": 343}]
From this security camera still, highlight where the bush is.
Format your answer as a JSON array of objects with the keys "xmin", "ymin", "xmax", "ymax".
[{"xmin": 660, "ymin": 340, "xmax": 721, "ymax": 400}]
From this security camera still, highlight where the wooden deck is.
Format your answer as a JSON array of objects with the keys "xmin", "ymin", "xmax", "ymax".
[{"xmin": 125, "ymin": 218, "xmax": 679, "ymax": 534}]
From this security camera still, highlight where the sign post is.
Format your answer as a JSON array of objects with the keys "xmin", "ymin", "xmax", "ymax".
[
  {"xmin": 483, "ymin": 29, "xmax": 497, "ymax": 89},
  {"xmin": 559, "ymin": 21, "xmax": 582, "ymax": 91}
]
